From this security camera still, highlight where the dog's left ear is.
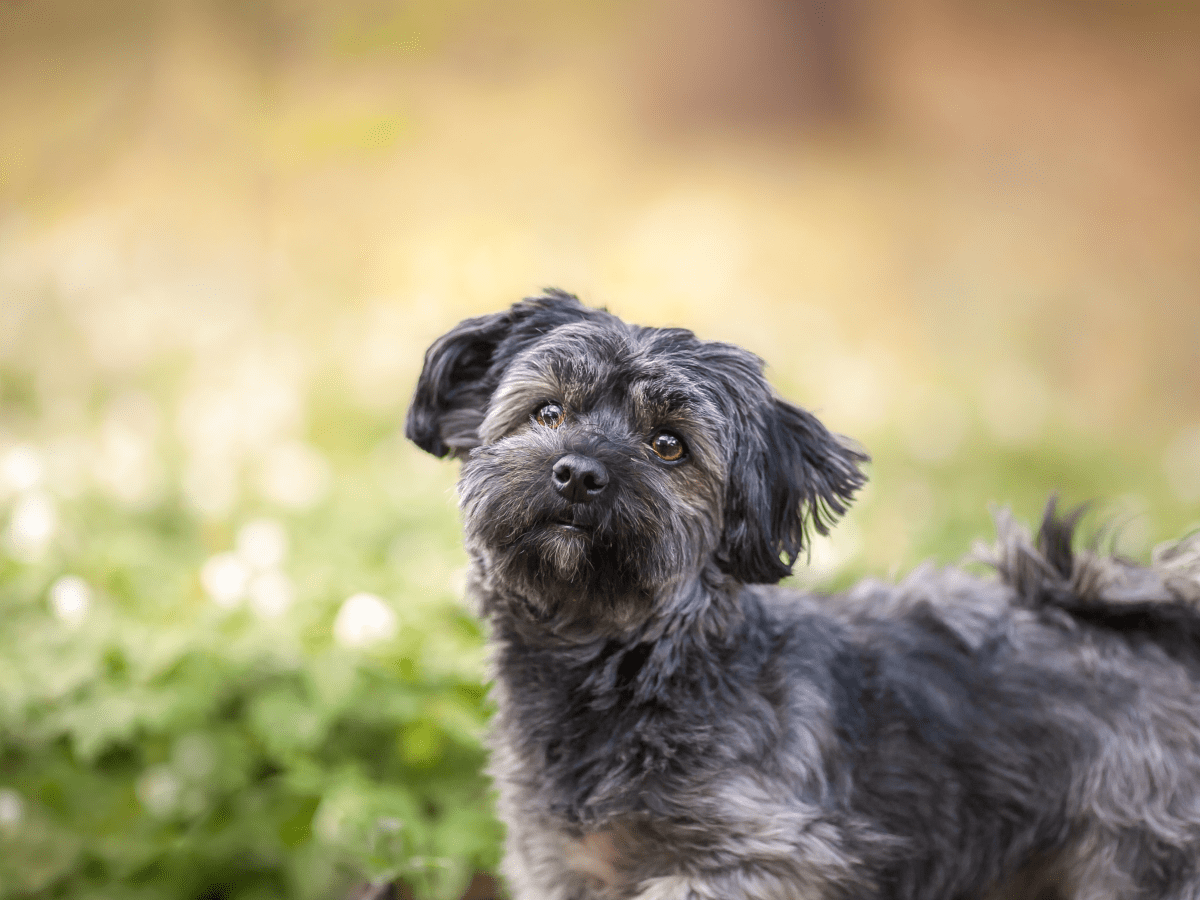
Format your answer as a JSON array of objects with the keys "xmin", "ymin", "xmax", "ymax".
[
  {"xmin": 405, "ymin": 289, "xmax": 595, "ymax": 458},
  {"xmin": 718, "ymin": 398, "xmax": 868, "ymax": 584}
]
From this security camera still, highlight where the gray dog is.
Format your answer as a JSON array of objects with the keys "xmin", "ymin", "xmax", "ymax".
[{"xmin": 405, "ymin": 291, "xmax": 1200, "ymax": 900}]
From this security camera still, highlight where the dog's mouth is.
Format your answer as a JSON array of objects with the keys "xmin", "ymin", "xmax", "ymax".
[
  {"xmin": 550, "ymin": 516, "xmax": 589, "ymax": 534},
  {"xmin": 544, "ymin": 508, "xmax": 597, "ymax": 535}
]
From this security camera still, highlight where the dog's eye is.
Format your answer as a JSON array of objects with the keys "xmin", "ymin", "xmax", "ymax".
[
  {"xmin": 535, "ymin": 403, "xmax": 565, "ymax": 428},
  {"xmin": 650, "ymin": 431, "xmax": 686, "ymax": 462}
]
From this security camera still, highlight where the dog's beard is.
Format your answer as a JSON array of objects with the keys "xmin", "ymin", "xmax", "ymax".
[
  {"xmin": 525, "ymin": 521, "xmax": 590, "ymax": 582},
  {"xmin": 459, "ymin": 443, "xmax": 715, "ymax": 619},
  {"xmin": 464, "ymin": 485, "xmax": 658, "ymax": 610}
]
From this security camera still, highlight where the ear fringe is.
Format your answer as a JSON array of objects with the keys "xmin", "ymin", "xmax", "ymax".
[
  {"xmin": 799, "ymin": 433, "xmax": 870, "ymax": 539},
  {"xmin": 773, "ymin": 400, "xmax": 869, "ymax": 570},
  {"xmin": 719, "ymin": 396, "xmax": 869, "ymax": 585}
]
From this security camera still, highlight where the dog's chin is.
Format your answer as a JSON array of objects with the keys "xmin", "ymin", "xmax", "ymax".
[
  {"xmin": 471, "ymin": 513, "xmax": 659, "ymax": 619},
  {"xmin": 528, "ymin": 522, "xmax": 592, "ymax": 581}
]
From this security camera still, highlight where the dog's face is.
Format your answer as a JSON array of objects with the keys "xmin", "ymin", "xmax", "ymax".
[{"xmin": 406, "ymin": 291, "xmax": 867, "ymax": 621}]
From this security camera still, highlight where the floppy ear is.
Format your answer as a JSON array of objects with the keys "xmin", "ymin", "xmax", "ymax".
[
  {"xmin": 404, "ymin": 310, "xmax": 513, "ymax": 458},
  {"xmin": 718, "ymin": 398, "xmax": 868, "ymax": 584},
  {"xmin": 404, "ymin": 289, "xmax": 594, "ymax": 458}
]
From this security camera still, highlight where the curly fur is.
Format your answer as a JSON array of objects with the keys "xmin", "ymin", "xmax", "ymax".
[{"xmin": 407, "ymin": 291, "xmax": 1200, "ymax": 900}]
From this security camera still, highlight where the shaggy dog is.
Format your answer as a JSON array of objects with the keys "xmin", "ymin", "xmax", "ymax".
[{"xmin": 405, "ymin": 290, "xmax": 1200, "ymax": 900}]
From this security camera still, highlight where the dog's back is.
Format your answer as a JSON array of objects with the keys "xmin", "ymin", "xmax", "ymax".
[{"xmin": 810, "ymin": 507, "xmax": 1200, "ymax": 899}]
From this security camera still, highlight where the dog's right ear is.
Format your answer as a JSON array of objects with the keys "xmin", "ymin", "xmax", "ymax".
[{"xmin": 405, "ymin": 289, "xmax": 593, "ymax": 458}]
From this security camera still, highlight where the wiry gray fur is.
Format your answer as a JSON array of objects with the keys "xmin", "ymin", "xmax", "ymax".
[{"xmin": 406, "ymin": 291, "xmax": 1200, "ymax": 900}]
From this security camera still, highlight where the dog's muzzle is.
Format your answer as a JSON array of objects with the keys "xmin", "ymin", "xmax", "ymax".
[{"xmin": 552, "ymin": 453, "xmax": 609, "ymax": 504}]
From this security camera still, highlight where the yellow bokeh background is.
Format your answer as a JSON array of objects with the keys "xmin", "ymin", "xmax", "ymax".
[{"xmin": 4, "ymin": 2, "xmax": 1198, "ymax": 571}]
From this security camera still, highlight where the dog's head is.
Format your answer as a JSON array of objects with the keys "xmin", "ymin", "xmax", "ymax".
[{"xmin": 406, "ymin": 290, "xmax": 867, "ymax": 617}]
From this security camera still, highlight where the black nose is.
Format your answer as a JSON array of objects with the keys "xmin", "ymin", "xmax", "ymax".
[{"xmin": 552, "ymin": 454, "xmax": 609, "ymax": 504}]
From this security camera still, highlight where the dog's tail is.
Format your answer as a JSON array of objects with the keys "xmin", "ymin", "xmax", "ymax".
[{"xmin": 983, "ymin": 499, "xmax": 1200, "ymax": 659}]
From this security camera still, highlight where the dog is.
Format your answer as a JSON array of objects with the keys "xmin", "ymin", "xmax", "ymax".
[{"xmin": 405, "ymin": 290, "xmax": 1200, "ymax": 900}]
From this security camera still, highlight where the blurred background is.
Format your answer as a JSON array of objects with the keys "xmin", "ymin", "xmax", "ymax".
[{"xmin": 1, "ymin": 1, "xmax": 1198, "ymax": 897}]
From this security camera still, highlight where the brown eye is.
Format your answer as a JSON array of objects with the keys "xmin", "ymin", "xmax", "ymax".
[
  {"xmin": 535, "ymin": 402, "xmax": 565, "ymax": 428},
  {"xmin": 650, "ymin": 431, "xmax": 686, "ymax": 462}
]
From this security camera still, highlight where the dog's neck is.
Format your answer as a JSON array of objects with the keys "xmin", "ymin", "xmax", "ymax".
[
  {"xmin": 479, "ymin": 557, "xmax": 761, "ymax": 720},
  {"xmin": 478, "ymin": 562, "xmax": 789, "ymax": 826},
  {"xmin": 479, "ymin": 559, "xmax": 744, "ymax": 650}
]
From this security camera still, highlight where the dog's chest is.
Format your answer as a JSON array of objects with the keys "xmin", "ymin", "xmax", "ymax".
[
  {"xmin": 560, "ymin": 819, "xmax": 694, "ymax": 897},
  {"xmin": 563, "ymin": 830, "xmax": 626, "ymax": 892},
  {"xmin": 499, "ymin": 690, "xmax": 680, "ymax": 826}
]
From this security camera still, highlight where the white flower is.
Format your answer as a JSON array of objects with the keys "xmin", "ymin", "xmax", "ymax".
[
  {"xmin": 333, "ymin": 592, "xmax": 397, "ymax": 648},
  {"xmin": 49, "ymin": 575, "xmax": 91, "ymax": 626},
  {"xmin": 248, "ymin": 570, "xmax": 293, "ymax": 619},
  {"xmin": 136, "ymin": 767, "xmax": 179, "ymax": 817},
  {"xmin": 200, "ymin": 552, "xmax": 249, "ymax": 608},
  {"xmin": 236, "ymin": 518, "xmax": 288, "ymax": 571},
  {"xmin": 1, "ymin": 446, "xmax": 43, "ymax": 493},
  {"xmin": 8, "ymin": 491, "xmax": 57, "ymax": 561},
  {"xmin": 0, "ymin": 789, "xmax": 23, "ymax": 827}
]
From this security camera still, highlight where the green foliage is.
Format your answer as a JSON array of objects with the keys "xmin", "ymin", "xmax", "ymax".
[{"xmin": 0, "ymin": 433, "xmax": 500, "ymax": 900}]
